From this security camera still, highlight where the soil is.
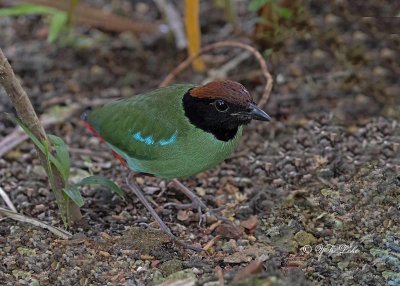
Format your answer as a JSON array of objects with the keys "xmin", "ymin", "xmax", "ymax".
[{"xmin": 0, "ymin": 1, "xmax": 399, "ymax": 285}]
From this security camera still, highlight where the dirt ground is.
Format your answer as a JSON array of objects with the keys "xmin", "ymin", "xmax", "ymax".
[{"xmin": 0, "ymin": 0, "xmax": 399, "ymax": 285}]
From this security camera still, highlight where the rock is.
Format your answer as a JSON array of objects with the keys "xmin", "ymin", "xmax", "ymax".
[
  {"xmin": 117, "ymin": 227, "xmax": 172, "ymax": 255},
  {"xmin": 167, "ymin": 269, "xmax": 196, "ymax": 280},
  {"xmin": 195, "ymin": 187, "xmax": 206, "ymax": 197},
  {"xmin": 224, "ymin": 252, "xmax": 253, "ymax": 264},
  {"xmin": 177, "ymin": 210, "xmax": 189, "ymax": 221},
  {"xmin": 68, "ymin": 168, "xmax": 91, "ymax": 184},
  {"xmin": 233, "ymin": 260, "xmax": 264, "ymax": 282},
  {"xmin": 240, "ymin": 216, "xmax": 258, "ymax": 231},
  {"xmin": 223, "ymin": 244, "xmax": 272, "ymax": 264},
  {"xmin": 155, "ymin": 269, "xmax": 197, "ymax": 285},
  {"xmin": 221, "ymin": 241, "xmax": 234, "ymax": 253},
  {"xmin": 337, "ymin": 261, "xmax": 349, "ymax": 270},
  {"xmin": 159, "ymin": 259, "xmax": 183, "ymax": 276},
  {"xmin": 99, "ymin": 251, "xmax": 110, "ymax": 257},
  {"xmin": 17, "ymin": 247, "xmax": 36, "ymax": 256},
  {"xmin": 12, "ymin": 269, "xmax": 32, "ymax": 280},
  {"xmin": 31, "ymin": 165, "xmax": 47, "ymax": 178},
  {"xmin": 152, "ymin": 270, "xmax": 164, "ymax": 285},
  {"xmin": 215, "ymin": 223, "xmax": 242, "ymax": 239},
  {"xmin": 4, "ymin": 150, "xmax": 22, "ymax": 160},
  {"xmin": 294, "ymin": 231, "xmax": 317, "ymax": 246},
  {"xmin": 203, "ymin": 282, "xmax": 219, "ymax": 286},
  {"xmin": 320, "ymin": 188, "xmax": 339, "ymax": 197}
]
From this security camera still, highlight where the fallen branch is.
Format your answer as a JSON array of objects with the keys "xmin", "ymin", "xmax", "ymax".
[
  {"xmin": 0, "ymin": 97, "xmax": 112, "ymax": 158},
  {"xmin": 160, "ymin": 41, "xmax": 273, "ymax": 107},
  {"xmin": 15, "ymin": 0, "xmax": 163, "ymax": 34},
  {"xmin": 0, "ymin": 207, "xmax": 72, "ymax": 239},
  {"xmin": 0, "ymin": 104, "xmax": 79, "ymax": 158},
  {"xmin": 154, "ymin": 0, "xmax": 186, "ymax": 49},
  {"xmin": 0, "ymin": 186, "xmax": 17, "ymax": 212}
]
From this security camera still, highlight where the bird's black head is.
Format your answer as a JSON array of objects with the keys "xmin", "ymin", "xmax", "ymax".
[{"xmin": 183, "ymin": 80, "xmax": 270, "ymax": 141}]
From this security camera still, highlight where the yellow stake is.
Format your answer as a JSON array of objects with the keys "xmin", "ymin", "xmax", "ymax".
[{"xmin": 185, "ymin": 0, "xmax": 206, "ymax": 71}]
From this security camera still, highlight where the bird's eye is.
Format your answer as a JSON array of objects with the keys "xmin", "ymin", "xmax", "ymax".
[{"xmin": 215, "ymin": 100, "xmax": 229, "ymax": 112}]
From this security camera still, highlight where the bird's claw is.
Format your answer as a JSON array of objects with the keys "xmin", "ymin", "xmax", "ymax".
[
  {"xmin": 167, "ymin": 179, "xmax": 233, "ymax": 226},
  {"xmin": 164, "ymin": 199, "xmax": 229, "ymax": 226}
]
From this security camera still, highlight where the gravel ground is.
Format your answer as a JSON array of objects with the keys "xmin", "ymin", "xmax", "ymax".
[{"xmin": 0, "ymin": 0, "xmax": 399, "ymax": 285}]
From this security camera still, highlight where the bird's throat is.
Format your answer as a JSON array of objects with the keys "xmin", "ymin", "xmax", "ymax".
[
  {"xmin": 203, "ymin": 125, "xmax": 239, "ymax": 141},
  {"xmin": 182, "ymin": 91, "xmax": 239, "ymax": 142}
]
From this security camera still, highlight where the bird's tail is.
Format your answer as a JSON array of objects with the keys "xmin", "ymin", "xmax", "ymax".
[
  {"xmin": 80, "ymin": 109, "xmax": 90, "ymax": 122},
  {"xmin": 81, "ymin": 108, "xmax": 105, "ymax": 143},
  {"xmin": 81, "ymin": 108, "xmax": 127, "ymax": 167}
]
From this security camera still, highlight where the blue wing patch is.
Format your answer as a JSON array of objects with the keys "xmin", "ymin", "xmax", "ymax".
[
  {"xmin": 159, "ymin": 131, "xmax": 178, "ymax": 146},
  {"xmin": 130, "ymin": 130, "xmax": 177, "ymax": 146},
  {"xmin": 132, "ymin": 131, "xmax": 155, "ymax": 145}
]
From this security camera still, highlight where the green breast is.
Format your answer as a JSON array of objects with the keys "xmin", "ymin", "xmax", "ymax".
[{"xmin": 124, "ymin": 126, "xmax": 243, "ymax": 179}]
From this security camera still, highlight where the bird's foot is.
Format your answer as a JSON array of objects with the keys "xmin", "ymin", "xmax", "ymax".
[
  {"xmin": 126, "ymin": 175, "xmax": 202, "ymax": 252},
  {"xmin": 165, "ymin": 179, "xmax": 231, "ymax": 226},
  {"xmin": 164, "ymin": 200, "xmax": 229, "ymax": 226}
]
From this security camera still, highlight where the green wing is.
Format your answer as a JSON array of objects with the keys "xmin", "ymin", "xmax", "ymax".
[{"xmin": 88, "ymin": 84, "xmax": 195, "ymax": 160}]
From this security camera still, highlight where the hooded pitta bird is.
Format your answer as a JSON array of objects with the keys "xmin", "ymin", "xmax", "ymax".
[{"xmin": 83, "ymin": 80, "xmax": 270, "ymax": 250}]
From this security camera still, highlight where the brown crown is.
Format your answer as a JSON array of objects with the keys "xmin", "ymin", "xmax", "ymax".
[{"xmin": 190, "ymin": 80, "xmax": 252, "ymax": 106}]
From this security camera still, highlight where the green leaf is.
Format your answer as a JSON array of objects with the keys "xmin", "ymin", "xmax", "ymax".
[
  {"xmin": 63, "ymin": 186, "xmax": 84, "ymax": 207},
  {"xmin": 76, "ymin": 176, "xmax": 126, "ymax": 200},
  {"xmin": 248, "ymin": 0, "xmax": 272, "ymax": 12},
  {"xmin": 43, "ymin": 139, "xmax": 54, "ymax": 183},
  {"xmin": 47, "ymin": 12, "xmax": 68, "ymax": 43},
  {"xmin": 6, "ymin": 114, "xmax": 67, "ymax": 182},
  {"xmin": 263, "ymin": 48, "xmax": 273, "ymax": 58},
  {"xmin": 0, "ymin": 4, "xmax": 57, "ymax": 17},
  {"xmin": 276, "ymin": 6, "xmax": 293, "ymax": 19},
  {"xmin": 48, "ymin": 134, "xmax": 70, "ymax": 181}
]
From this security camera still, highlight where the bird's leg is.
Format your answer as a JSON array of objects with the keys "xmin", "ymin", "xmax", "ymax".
[
  {"xmin": 125, "ymin": 174, "xmax": 202, "ymax": 252},
  {"xmin": 165, "ymin": 179, "xmax": 230, "ymax": 225}
]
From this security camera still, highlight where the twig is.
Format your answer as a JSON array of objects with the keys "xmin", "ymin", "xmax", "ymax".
[
  {"xmin": 0, "ymin": 186, "xmax": 17, "ymax": 212},
  {"xmin": 203, "ymin": 51, "xmax": 252, "ymax": 84},
  {"xmin": 160, "ymin": 41, "xmax": 273, "ymax": 107},
  {"xmin": 154, "ymin": 0, "xmax": 186, "ymax": 49},
  {"xmin": 0, "ymin": 207, "xmax": 72, "ymax": 240},
  {"xmin": 0, "ymin": 48, "xmax": 82, "ymax": 223},
  {"xmin": 202, "ymin": 234, "xmax": 222, "ymax": 252}
]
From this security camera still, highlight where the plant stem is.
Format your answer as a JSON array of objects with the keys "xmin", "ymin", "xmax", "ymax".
[{"xmin": 0, "ymin": 48, "xmax": 82, "ymax": 225}]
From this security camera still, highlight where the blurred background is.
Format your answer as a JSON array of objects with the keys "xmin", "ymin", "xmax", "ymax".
[{"xmin": 0, "ymin": 1, "xmax": 399, "ymax": 285}]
